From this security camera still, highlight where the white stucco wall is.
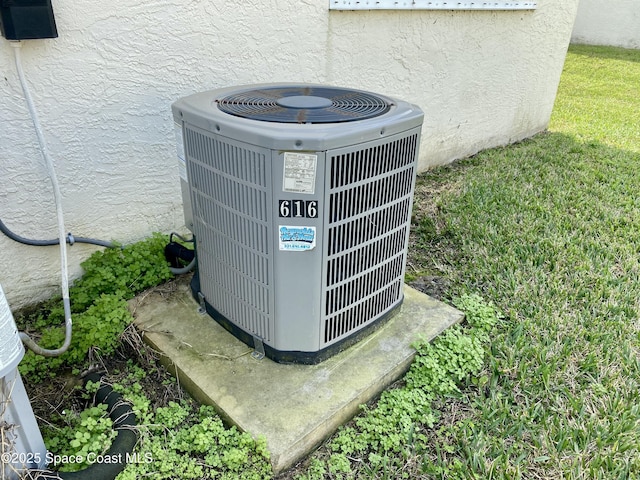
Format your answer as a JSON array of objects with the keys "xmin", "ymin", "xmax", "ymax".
[
  {"xmin": 572, "ymin": 0, "xmax": 640, "ymax": 49},
  {"xmin": 0, "ymin": 0, "xmax": 578, "ymax": 308}
]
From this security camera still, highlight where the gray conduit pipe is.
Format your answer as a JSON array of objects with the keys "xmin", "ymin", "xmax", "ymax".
[
  {"xmin": 36, "ymin": 373, "xmax": 138, "ymax": 480},
  {"xmin": 0, "ymin": 217, "xmax": 115, "ymax": 248}
]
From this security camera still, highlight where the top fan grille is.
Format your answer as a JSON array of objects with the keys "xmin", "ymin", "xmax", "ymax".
[{"xmin": 216, "ymin": 86, "xmax": 392, "ymax": 124}]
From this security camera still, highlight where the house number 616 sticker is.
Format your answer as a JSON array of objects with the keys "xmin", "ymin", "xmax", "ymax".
[{"xmin": 279, "ymin": 200, "xmax": 318, "ymax": 218}]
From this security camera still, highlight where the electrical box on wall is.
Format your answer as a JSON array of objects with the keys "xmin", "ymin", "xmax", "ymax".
[{"xmin": 0, "ymin": 0, "xmax": 58, "ymax": 40}]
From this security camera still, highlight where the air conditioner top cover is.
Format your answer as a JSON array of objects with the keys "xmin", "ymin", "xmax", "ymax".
[{"xmin": 172, "ymin": 83, "xmax": 423, "ymax": 150}]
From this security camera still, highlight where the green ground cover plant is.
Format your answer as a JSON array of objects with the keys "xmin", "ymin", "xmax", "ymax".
[
  {"xmin": 40, "ymin": 360, "xmax": 273, "ymax": 478},
  {"xmin": 17, "ymin": 233, "xmax": 173, "ymax": 381},
  {"xmin": 310, "ymin": 295, "xmax": 500, "ymax": 480}
]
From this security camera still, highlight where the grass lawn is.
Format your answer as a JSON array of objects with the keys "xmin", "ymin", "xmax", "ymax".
[
  {"xmin": 290, "ymin": 44, "xmax": 640, "ymax": 479},
  {"xmin": 404, "ymin": 44, "xmax": 640, "ymax": 478}
]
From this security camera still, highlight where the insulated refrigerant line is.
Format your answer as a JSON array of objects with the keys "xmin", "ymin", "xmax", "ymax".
[{"xmin": 10, "ymin": 40, "xmax": 72, "ymax": 357}]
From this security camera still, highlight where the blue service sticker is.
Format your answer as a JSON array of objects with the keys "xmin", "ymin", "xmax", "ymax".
[{"xmin": 279, "ymin": 226, "xmax": 316, "ymax": 251}]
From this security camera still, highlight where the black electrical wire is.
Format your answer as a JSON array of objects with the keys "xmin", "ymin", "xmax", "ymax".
[{"xmin": 0, "ymin": 217, "xmax": 115, "ymax": 248}]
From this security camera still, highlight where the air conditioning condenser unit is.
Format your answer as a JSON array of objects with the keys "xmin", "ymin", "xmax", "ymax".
[{"xmin": 172, "ymin": 84, "xmax": 424, "ymax": 363}]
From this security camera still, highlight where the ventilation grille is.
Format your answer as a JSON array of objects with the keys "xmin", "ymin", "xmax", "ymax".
[
  {"xmin": 329, "ymin": 138, "xmax": 417, "ymax": 189},
  {"xmin": 216, "ymin": 86, "xmax": 391, "ymax": 124},
  {"xmin": 185, "ymin": 126, "xmax": 273, "ymax": 341},
  {"xmin": 323, "ymin": 134, "xmax": 418, "ymax": 345}
]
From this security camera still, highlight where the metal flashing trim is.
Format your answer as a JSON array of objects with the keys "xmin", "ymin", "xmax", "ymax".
[{"xmin": 330, "ymin": 1, "xmax": 537, "ymax": 10}]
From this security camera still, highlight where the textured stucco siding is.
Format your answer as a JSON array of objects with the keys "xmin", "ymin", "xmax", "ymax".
[
  {"xmin": 0, "ymin": 0, "xmax": 578, "ymax": 308},
  {"xmin": 572, "ymin": 0, "xmax": 640, "ymax": 49}
]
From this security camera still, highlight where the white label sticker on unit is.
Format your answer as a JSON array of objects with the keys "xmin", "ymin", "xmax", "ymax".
[
  {"xmin": 174, "ymin": 122, "xmax": 187, "ymax": 182},
  {"xmin": 283, "ymin": 152, "xmax": 317, "ymax": 194},
  {"xmin": 279, "ymin": 226, "xmax": 316, "ymax": 251}
]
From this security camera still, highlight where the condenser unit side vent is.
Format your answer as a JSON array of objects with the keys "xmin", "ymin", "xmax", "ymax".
[
  {"xmin": 329, "ymin": 135, "xmax": 417, "ymax": 188},
  {"xmin": 185, "ymin": 125, "xmax": 275, "ymax": 343},
  {"xmin": 321, "ymin": 132, "xmax": 419, "ymax": 346}
]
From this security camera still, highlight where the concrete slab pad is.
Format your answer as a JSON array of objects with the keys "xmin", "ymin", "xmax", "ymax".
[{"xmin": 130, "ymin": 278, "xmax": 463, "ymax": 474}]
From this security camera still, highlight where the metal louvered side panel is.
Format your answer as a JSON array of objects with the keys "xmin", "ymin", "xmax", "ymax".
[
  {"xmin": 184, "ymin": 125, "xmax": 274, "ymax": 342},
  {"xmin": 322, "ymin": 132, "xmax": 419, "ymax": 346}
]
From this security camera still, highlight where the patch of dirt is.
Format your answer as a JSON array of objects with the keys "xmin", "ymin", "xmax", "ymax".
[
  {"xmin": 408, "ymin": 275, "xmax": 451, "ymax": 301},
  {"xmin": 405, "ymin": 168, "xmax": 466, "ymax": 301}
]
